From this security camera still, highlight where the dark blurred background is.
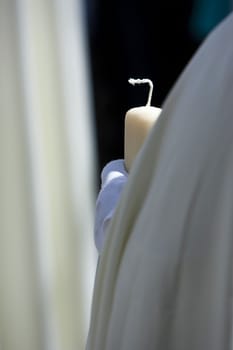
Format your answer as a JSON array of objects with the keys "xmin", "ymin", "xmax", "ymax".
[{"xmin": 85, "ymin": 0, "xmax": 232, "ymax": 174}]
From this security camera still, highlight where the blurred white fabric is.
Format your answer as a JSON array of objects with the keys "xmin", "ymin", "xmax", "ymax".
[{"xmin": 0, "ymin": 1, "xmax": 97, "ymax": 349}]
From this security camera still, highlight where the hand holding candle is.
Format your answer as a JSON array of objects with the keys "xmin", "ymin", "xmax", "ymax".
[{"xmin": 124, "ymin": 79, "xmax": 162, "ymax": 171}]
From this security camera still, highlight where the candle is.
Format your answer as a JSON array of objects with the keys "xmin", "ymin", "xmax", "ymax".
[{"xmin": 124, "ymin": 79, "xmax": 161, "ymax": 171}]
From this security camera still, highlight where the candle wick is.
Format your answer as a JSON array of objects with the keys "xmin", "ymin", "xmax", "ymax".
[{"xmin": 128, "ymin": 78, "xmax": 153, "ymax": 106}]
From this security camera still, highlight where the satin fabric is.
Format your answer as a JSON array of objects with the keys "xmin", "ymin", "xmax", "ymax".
[{"xmin": 87, "ymin": 12, "xmax": 233, "ymax": 350}]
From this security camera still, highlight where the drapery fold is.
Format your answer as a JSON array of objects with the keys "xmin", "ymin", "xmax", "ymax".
[{"xmin": 0, "ymin": 1, "xmax": 96, "ymax": 349}]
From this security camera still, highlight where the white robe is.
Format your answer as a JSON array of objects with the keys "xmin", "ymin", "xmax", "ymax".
[{"xmin": 87, "ymin": 12, "xmax": 233, "ymax": 350}]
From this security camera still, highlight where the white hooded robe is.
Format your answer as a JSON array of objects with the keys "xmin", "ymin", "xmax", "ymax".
[{"xmin": 87, "ymin": 12, "xmax": 233, "ymax": 350}]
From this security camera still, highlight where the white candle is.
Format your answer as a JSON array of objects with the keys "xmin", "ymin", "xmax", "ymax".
[{"xmin": 124, "ymin": 79, "xmax": 161, "ymax": 171}]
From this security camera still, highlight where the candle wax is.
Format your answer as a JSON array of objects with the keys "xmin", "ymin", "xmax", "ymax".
[{"xmin": 124, "ymin": 106, "xmax": 161, "ymax": 171}]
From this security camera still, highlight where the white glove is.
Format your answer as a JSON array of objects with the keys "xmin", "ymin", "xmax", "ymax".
[{"xmin": 94, "ymin": 160, "xmax": 128, "ymax": 253}]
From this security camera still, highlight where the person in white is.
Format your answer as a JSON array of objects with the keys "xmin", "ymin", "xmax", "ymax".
[{"xmin": 90, "ymin": 11, "xmax": 233, "ymax": 350}]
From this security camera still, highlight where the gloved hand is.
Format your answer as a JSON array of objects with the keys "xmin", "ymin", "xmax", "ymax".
[{"xmin": 94, "ymin": 160, "xmax": 128, "ymax": 253}]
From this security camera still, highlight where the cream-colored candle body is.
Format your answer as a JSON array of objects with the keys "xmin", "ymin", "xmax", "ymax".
[{"xmin": 124, "ymin": 106, "xmax": 161, "ymax": 171}]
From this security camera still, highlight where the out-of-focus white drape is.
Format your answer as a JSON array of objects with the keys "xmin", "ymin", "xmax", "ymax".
[{"xmin": 0, "ymin": 1, "xmax": 97, "ymax": 349}]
